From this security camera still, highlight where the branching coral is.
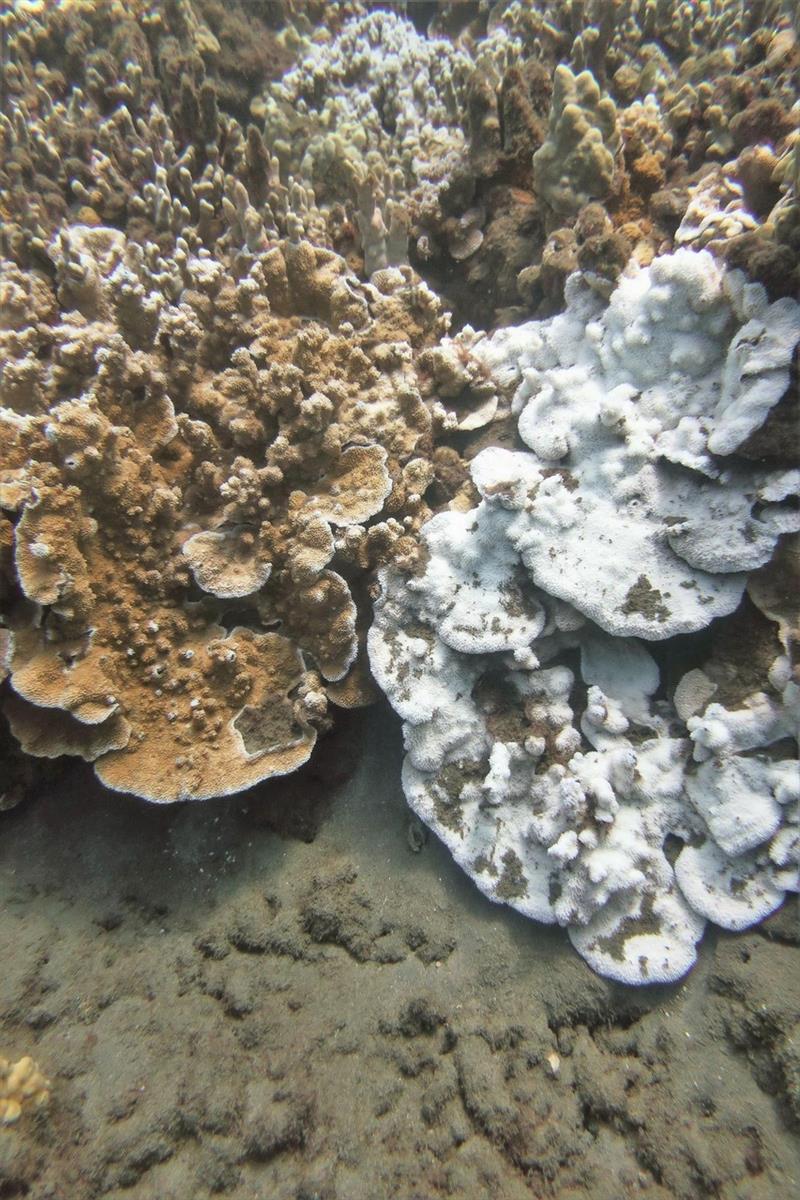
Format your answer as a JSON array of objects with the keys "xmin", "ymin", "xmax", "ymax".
[
  {"xmin": 0, "ymin": 0, "xmax": 339, "ymax": 271},
  {"xmin": 533, "ymin": 64, "xmax": 621, "ymax": 216},
  {"xmin": 253, "ymin": 10, "xmax": 473, "ymax": 199}
]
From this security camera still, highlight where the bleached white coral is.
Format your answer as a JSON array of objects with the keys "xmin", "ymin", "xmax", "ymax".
[
  {"xmin": 369, "ymin": 247, "xmax": 800, "ymax": 985},
  {"xmin": 462, "ymin": 249, "xmax": 800, "ymax": 639},
  {"xmin": 369, "ymin": 503, "xmax": 799, "ymax": 984}
]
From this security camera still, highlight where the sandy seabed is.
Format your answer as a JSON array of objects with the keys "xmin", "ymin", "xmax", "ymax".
[{"xmin": 1, "ymin": 703, "xmax": 798, "ymax": 1200}]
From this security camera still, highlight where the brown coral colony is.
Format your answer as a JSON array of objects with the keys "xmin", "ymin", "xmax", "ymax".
[
  {"xmin": 0, "ymin": 226, "xmax": 448, "ymax": 800},
  {"xmin": 0, "ymin": 6, "xmax": 454, "ymax": 802}
]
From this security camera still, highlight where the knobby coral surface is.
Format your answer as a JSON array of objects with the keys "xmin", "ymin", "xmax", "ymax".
[
  {"xmin": 0, "ymin": 222, "xmax": 449, "ymax": 802},
  {"xmin": 0, "ymin": 1055, "xmax": 50, "ymax": 1125},
  {"xmin": 369, "ymin": 248, "xmax": 800, "ymax": 985}
]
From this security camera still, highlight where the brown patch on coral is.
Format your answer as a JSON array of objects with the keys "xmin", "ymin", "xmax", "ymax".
[
  {"xmin": 495, "ymin": 848, "xmax": 528, "ymax": 902},
  {"xmin": 629, "ymin": 152, "xmax": 666, "ymax": 198},
  {"xmin": 326, "ymin": 641, "xmax": 381, "ymax": 710},
  {"xmin": 432, "ymin": 760, "xmax": 486, "ymax": 834},
  {"xmin": 735, "ymin": 145, "xmax": 783, "ymax": 219},
  {"xmin": 620, "ymin": 576, "xmax": 669, "ymax": 624},
  {"xmin": 4, "ymin": 691, "xmax": 132, "ymax": 763},
  {"xmin": 266, "ymin": 569, "xmax": 357, "ymax": 684}
]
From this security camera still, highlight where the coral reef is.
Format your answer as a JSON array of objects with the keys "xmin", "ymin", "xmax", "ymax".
[
  {"xmin": 1, "ymin": 0, "xmax": 799, "ymax": 986},
  {"xmin": 369, "ymin": 551, "xmax": 798, "ymax": 982}
]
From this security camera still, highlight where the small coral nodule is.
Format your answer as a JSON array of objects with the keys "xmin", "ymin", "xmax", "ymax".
[{"xmin": 0, "ymin": 1056, "xmax": 51, "ymax": 1125}]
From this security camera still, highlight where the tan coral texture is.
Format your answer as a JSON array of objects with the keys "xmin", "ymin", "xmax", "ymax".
[
  {"xmin": 0, "ymin": 225, "xmax": 446, "ymax": 802},
  {"xmin": 0, "ymin": 1056, "xmax": 50, "ymax": 1126}
]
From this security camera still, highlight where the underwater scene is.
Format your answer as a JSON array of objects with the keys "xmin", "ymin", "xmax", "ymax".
[{"xmin": 1, "ymin": 0, "xmax": 799, "ymax": 1195}]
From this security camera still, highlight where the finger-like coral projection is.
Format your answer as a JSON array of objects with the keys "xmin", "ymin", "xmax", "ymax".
[
  {"xmin": 0, "ymin": 1055, "xmax": 50, "ymax": 1125},
  {"xmin": 414, "ymin": 0, "xmax": 799, "ymax": 325},
  {"xmin": 533, "ymin": 64, "xmax": 621, "ymax": 216},
  {"xmin": 0, "ymin": 219, "xmax": 449, "ymax": 801},
  {"xmin": 369, "ymin": 248, "xmax": 800, "ymax": 984}
]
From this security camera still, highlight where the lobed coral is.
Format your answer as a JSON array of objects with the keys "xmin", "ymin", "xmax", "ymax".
[
  {"xmin": 0, "ymin": 1056, "xmax": 50, "ymax": 1125},
  {"xmin": 0, "ymin": 221, "xmax": 448, "ymax": 801},
  {"xmin": 369, "ymin": 557, "xmax": 798, "ymax": 983},
  {"xmin": 463, "ymin": 249, "xmax": 800, "ymax": 638},
  {"xmin": 368, "ymin": 248, "xmax": 800, "ymax": 984}
]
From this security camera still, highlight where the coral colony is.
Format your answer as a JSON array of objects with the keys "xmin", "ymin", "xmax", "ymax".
[{"xmin": 1, "ymin": 0, "xmax": 798, "ymax": 983}]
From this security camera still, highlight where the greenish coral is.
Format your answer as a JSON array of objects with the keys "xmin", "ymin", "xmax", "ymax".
[{"xmin": 532, "ymin": 65, "xmax": 620, "ymax": 216}]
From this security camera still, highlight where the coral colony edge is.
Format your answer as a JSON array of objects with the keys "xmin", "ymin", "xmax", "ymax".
[{"xmin": 1, "ymin": 0, "xmax": 799, "ymax": 986}]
